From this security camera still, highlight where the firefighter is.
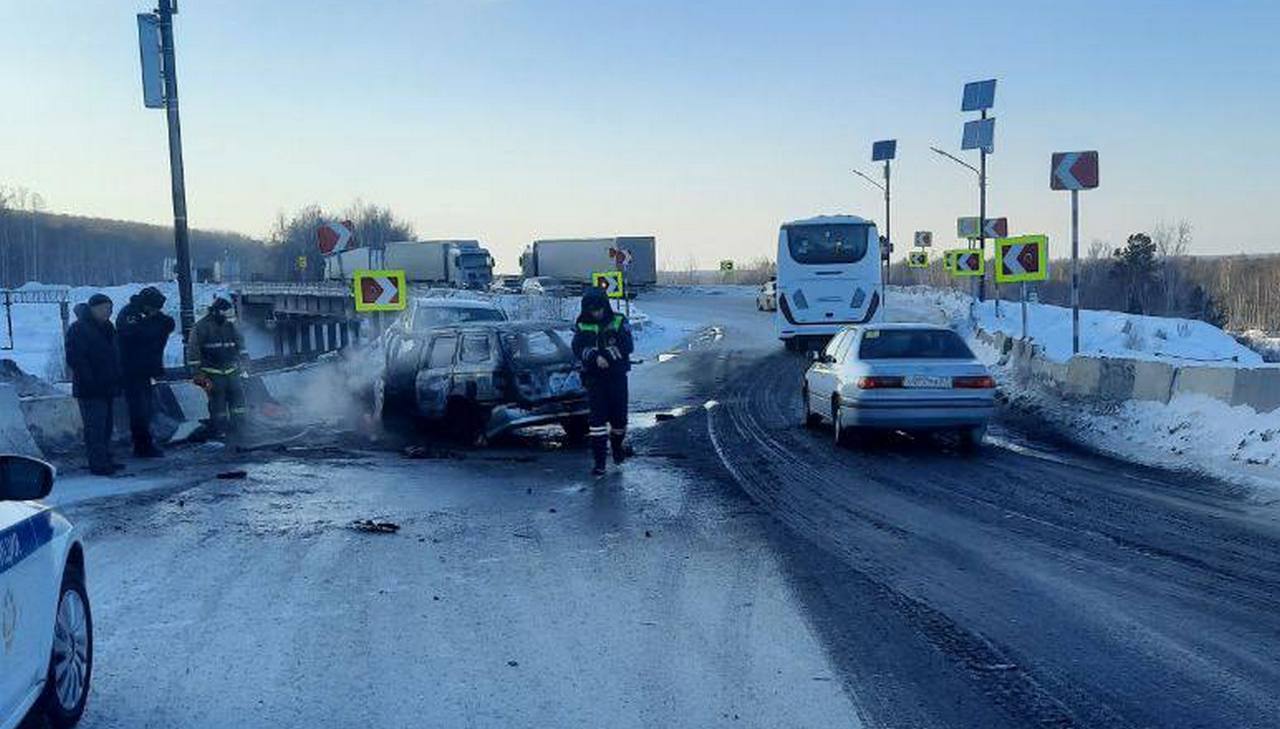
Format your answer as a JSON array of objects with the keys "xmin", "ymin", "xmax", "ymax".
[
  {"xmin": 116, "ymin": 286, "xmax": 175, "ymax": 457},
  {"xmin": 187, "ymin": 297, "xmax": 248, "ymax": 438},
  {"xmin": 571, "ymin": 286, "xmax": 634, "ymax": 476}
]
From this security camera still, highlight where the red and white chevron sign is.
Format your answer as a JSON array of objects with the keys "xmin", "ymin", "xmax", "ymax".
[
  {"xmin": 353, "ymin": 269, "xmax": 408, "ymax": 312},
  {"xmin": 317, "ymin": 220, "xmax": 356, "ymax": 256},
  {"xmin": 1051, "ymin": 151, "xmax": 1099, "ymax": 191}
]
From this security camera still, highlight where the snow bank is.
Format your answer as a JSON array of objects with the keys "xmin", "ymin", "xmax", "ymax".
[{"xmin": 889, "ymin": 286, "xmax": 1261, "ymax": 366}]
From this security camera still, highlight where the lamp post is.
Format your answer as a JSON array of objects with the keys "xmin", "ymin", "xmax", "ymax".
[{"xmin": 851, "ymin": 167, "xmax": 888, "ymax": 316}]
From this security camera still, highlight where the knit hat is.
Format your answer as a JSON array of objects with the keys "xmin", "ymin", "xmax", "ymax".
[
  {"xmin": 580, "ymin": 285, "xmax": 610, "ymax": 315},
  {"xmin": 138, "ymin": 286, "xmax": 167, "ymax": 308},
  {"xmin": 210, "ymin": 297, "xmax": 233, "ymax": 312},
  {"xmin": 87, "ymin": 293, "xmax": 112, "ymax": 308}
]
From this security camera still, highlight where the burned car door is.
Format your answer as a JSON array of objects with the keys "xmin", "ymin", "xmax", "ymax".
[
  {"xmin": 414, "ymin": 333, "xmax": 457, "ymax": 418},
  {"xmin": 455, "ymin": 332, "xmax": 500, "ymax": 404},
  {"xmin": 383, "ymin": 308, "xmax": 422, "ymax": 396}
]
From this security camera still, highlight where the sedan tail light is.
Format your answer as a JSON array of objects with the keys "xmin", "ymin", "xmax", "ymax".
[
  {"xmin": 952, "ymin": 375, "xmax": 996, "ymax": 389},
  {"xmin": 856, "ymin": 376, "xmax": 903, "ymax": 389}
]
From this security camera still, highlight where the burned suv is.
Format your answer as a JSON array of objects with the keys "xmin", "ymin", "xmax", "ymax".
[{"xmin": 377, "ymin": 320, "xmax": 590, "ymax": 441}]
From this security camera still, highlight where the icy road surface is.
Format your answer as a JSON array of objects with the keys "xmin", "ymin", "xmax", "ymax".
[{"xmin": 33, "ymin": 288, "xmax": 1280, "ymax": 728}]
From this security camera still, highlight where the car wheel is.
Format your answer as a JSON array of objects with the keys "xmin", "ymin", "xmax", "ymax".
[
  {"xmin": 959, "ymin": 424, "xmax": 987, "ymax": 453},
  {"xmin": 802, "ymin": 386, "xmax": 822, "ymax": 428},
  {"xmin": 41, "ymin": 564, "xmax": 92, "ymax": 728},
  {"xmin": 831, "ymin": 398, "xmax": 848, "ymax": 446}
]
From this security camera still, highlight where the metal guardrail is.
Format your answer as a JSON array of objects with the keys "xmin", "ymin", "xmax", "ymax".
[{"xmin": 2, "ymin": 288, "xmax": 72, "ymax": 351}]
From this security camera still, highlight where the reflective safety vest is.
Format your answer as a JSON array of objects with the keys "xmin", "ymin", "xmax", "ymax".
[
  {"xmin": 187, "ymin": 315, "xmax": 245, "ymax": 374},
  {"xmin": 576, "ymin": 314, "xmax": 624, "ymax": 335}
]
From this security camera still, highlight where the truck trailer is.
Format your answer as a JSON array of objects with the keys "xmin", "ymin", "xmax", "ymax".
[
  {"xmin": 518, "ymin": 236, "xmax": 657, "ymax": 293},
  {"xmin": 325, "ymin": 240, "xmax": 494, "ymax": 289}
]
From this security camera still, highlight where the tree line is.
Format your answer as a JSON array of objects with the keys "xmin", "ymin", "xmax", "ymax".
[{"xmin": 0, "ymin": 184, "xmax": 415, "ymax": 288}]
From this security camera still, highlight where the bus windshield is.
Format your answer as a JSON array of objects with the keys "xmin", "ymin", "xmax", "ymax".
[{"xmin": 785, "ymin": 224, "xmax": 871, "ymax": 265}]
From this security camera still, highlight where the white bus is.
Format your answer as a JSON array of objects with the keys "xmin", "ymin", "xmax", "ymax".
[{"xmin": 775, "ymin": 215, "xmax": 882, "ymax": 350}]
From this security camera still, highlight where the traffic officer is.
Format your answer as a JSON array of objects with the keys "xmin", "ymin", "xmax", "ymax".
[
  {"xmin": 186, "ymin": 297, "xmax": 248, "ymax": 438},
  {"xmin": 116, "ymin": 286, "xmax": 175, "ymax": 457},
  {"xmin": 571, "ymin": 286, "xmax": 634, "ymax": 476}
]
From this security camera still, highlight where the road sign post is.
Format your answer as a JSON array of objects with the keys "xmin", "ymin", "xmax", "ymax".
[
  {"xmin": 1051, "ymin": 151, "xmax": 1099, "ymax": 354},
  {"xmin": 353, "ymin": 270, "xmax": 408, "ymax": 313},
  {"xmin": 592, "ymin": 271, "xmax": 625, "ymax": 300},
  {"xmin": 995, "ymin": 235, "xmax": 1049, "ymax": 340},
  {"xmin": 856, "ymin": 139, "xmax": 897, "ymax": 317}
]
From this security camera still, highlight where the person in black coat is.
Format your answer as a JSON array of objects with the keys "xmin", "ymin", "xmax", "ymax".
[
  {"xmin": 65, "ymin": 293, "xmax": 123, "ymax": 475},
  {"xmin": 570, "ymin": 286, "xmax": 634, "ymax": 476},
  {"xmin": 116, "ymin": 286, "xmax": 175, "ymax": 457}
]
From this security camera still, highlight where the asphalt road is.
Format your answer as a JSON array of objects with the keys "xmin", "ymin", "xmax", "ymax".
[{"xmin": 29, "ymin": 288, "xmax": 1280, "ymax": 728}]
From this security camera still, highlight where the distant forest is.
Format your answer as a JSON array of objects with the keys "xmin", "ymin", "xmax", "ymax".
[
  {"xmin": 0, "ymin": 185, "xmax": 414, "ymax": 288},
  {"xmin": 0, "ymin": 186, "xmax": 270, "ymax": 288}
]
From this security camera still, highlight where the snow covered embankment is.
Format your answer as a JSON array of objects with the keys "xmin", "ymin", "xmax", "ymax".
[{"xmin": 891, "ymin": 287, "xmax": 1280, "ymax": 492}]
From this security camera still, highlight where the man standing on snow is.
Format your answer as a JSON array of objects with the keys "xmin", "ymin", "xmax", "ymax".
[
  {"xmin": 116, "ymin": 286, "xmax": 175, "ymax": 458},
  {"xmin": 571, "ymin": 286, "xmax": 634, "ymax": 476},
  {"xmin": 65, "ymin": 293, "xmax": 123, "ymax": 475},
  {"xmin": 186, "ymin": 297, "xmax": 248, "ymax": 438}
]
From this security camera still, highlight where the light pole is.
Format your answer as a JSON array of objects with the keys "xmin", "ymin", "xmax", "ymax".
[
  {"xmin": 849, "ymin": 167, "xmax": 890, "ymax": 314},
  {"xmin": 929, "ymin": 145, "xmax": 982, "ymax": 323}
]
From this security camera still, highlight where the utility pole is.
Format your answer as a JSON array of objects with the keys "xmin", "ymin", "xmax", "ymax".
[{"xmin": 156, "ymin": 0, "xmax": 195, "ymax": 340}]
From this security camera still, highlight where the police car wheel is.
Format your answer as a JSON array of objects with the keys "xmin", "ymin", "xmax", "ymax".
[{"xmin": 41, "ymin": 564, "xmax": 93, "ymax": 728}]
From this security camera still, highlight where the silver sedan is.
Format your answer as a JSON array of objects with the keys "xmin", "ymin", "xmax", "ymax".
[{"xmin": 802, "ymin": 323, "xmax": 996, "ymax": 449}]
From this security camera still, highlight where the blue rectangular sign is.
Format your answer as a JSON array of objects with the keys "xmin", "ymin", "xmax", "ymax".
[
  {"xmin": 871, "ymin": 139, "xmax": 897, "ymax": 162},
  {"xmin": 961, "ymin": 79, "xmax": 997, "ymax": 112},
  {"xmin": 961, "ymin": 118, "xmax": 994, "ymax": 153},
  {"xmin": 137, "ymin": 13, "xmax": 165, "ymax": 109}
]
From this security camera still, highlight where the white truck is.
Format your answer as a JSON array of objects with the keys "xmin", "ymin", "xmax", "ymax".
[
  {"xmin": 519, "ymin": 236, "xmax": 657, "ymax": 294},
  {"xmin": 325, "ymin": 240, "xmax": 495, "ymax": 289}
]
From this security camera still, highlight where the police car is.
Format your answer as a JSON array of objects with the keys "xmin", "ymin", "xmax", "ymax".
[{"xmin": 0, "ymin": 455, "xmax": 92, "ymax": 729}]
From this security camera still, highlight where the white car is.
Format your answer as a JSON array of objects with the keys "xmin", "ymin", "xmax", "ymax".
[
  {"xmin": 521, "ymin": 277, "xmax": 567, "ymax": 297},
  {"xmin": 1, "ymin": 455, "xmax": 91, "ymax": 729},
  {"xmin": 756, "ymin": 279, "xmax": 777, "ymax": 311},
  {"xmin": 802, "ymin": 323, "xmax": 996, "ymax": 448}
]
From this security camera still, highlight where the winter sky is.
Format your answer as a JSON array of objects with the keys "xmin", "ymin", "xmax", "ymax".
[{"xmin": 3, "ymin": 0, "xmax": 1278, "ymax": 269}]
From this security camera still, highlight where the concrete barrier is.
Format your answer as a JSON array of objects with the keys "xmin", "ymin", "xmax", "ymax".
[
  {"xmin": 1171, "ymin": 366, "xmax": 1237, "ymax": 403},
  {"xmin": 20, "ymin": 394, "xmax": 84, "ymax": 454},
  {"xmin": 1130, "ymin": 361, "xmax": 1177, "ymax": 404},
  {"xmin": 0, "ymin": 384, "xmax": 41, "ymax": 457},
  {"xmin": 980, "ymin": 323, "xmax": 1280, "ymax": 414},
  {"xmin": 1233, "ymin": 368, "xmax": 1280, "ymax": 413}
]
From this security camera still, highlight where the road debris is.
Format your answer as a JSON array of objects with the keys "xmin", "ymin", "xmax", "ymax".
[
  {"xmin": 216, "ymin": 470, "xmax": 248, "ymax": 480},
  {"xmin": 349, "ymin": 519, "xmax": 401, "ymax": 534}
]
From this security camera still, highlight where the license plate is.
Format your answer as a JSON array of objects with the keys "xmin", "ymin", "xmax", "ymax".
[
  {"xmin": 548, "ymin": 371, "xmax": 582, "ymax": 394},
  {"xmin": 904, "ymin": 375, "xmax": 950, "ymax": 389}
]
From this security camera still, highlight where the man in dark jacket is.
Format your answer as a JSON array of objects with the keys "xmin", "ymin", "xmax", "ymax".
[
  {"xmin": 65, "ymin": 293, "xmax": 123, "ymax": 475},
  {"xmin": 116, "ymin": 286, "xmax": 175, "ymax": 457},
  {"xmin": 571, "ymin": 286, "xmax": 634, "ymax": 476},
  {"xmin": 187, "ymin": 297, "xmax": 247, "ymax": 438}
]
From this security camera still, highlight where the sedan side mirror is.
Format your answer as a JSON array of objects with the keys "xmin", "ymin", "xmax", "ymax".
[
  {"xmin": 0, "ymin": 454, "xmax": 55, "ymax": 501},
  {"xmin": 807, "ymin": 350, "xmax": 822, "ymax": 363}
]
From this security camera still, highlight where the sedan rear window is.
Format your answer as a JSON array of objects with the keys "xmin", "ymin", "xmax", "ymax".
[{"xmin": 858, "ymin": 329, "xmax": 974, "ymax": 360}]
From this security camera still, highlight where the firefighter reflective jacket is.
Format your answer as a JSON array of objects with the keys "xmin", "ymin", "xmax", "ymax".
[{"xmin": 186, "ymin": 314, "xmax": 246, "ymax": 374}]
